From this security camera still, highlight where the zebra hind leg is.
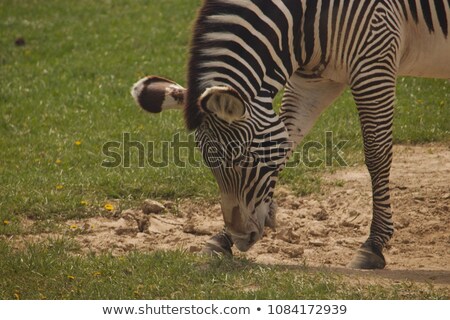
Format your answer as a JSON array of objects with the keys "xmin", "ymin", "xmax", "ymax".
[{"xmin": 347, "ymin": 74, "xmax": 396, "ymax": 270}]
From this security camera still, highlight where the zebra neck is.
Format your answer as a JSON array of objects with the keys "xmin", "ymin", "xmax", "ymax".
[{"xmin": 185, "ymin": 0, "xmax": 304, "ymax": 130}]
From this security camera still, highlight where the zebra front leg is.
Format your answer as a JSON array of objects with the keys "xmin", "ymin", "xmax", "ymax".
[
  {"xmin": 348, "ymin": 74, "xmax": 396, "ymax": 269},
  {"xmin": 202, "ymin": 229, "xmax": 234, "ymax": 257}
]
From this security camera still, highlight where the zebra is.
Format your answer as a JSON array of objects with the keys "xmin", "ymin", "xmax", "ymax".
[{"xmin": 131, "ymin": 0, "xmax": 450, "ymax": 269}]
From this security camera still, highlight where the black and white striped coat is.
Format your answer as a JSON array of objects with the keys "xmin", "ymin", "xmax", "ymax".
[{"xmin": 132, "ymin": 0, "xmax": 450, "ymax": 269}]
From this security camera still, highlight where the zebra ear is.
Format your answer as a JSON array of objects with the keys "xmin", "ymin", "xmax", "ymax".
[
  {"xmin": 199, "ymin": 86, "xmax": 247, "ymax": 123},
  {"xmin": 131, "ymin": 76, "xmax": 185, "ymax": 113}
]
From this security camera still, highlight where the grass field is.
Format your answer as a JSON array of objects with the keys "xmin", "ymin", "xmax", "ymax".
[
  {"xmin": 0, "ymin": 240, "xmax": 446, "ymax": 300},
  {"xmin": 0, "ymin": 0, "xmax": 449, "ymax": 299}
]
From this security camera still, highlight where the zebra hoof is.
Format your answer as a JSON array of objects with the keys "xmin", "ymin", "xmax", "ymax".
[
  {"xmin": 201, "ymin": 232, "xmax": 233, "ymax": 257},
  {"xmin": 347, "ymin": 248, "xmax": 386, "ymax": 269}
]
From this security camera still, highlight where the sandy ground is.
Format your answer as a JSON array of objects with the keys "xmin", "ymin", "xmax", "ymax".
[{"xmin": 7, "ymin": 145, "xmax": 450, "ymax": 287}]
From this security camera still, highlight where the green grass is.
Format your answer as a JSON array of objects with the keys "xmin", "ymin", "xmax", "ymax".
[
  {"xmin": 1, "ymin": 0, "xmax": 449, "ymax": 221},
  {"xmin": 0, "ymin": 240, "xmax": 447, "ymax": 300},
  {"xmin": 0, "ymin": 0, "xmax": 211, "ymax": 223},
  {"xmin": 0, "ymin": 0, "xmax": 449, "ymax": 300}
]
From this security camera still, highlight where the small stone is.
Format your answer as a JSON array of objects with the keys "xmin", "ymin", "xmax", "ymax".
[
  {"xmin": 142, "ymin": 199, "xmax": 165, "ymax": 214},
  {"xmin": 117, "ymin": 218, "xmax": 129, "ymax": 228},
  {"xmin": 289, "ymin": 201, "xmax": 301, "ymax": 210},
  {"xmin": 121, "ymin": 208, "xmax": 141, "ymax": 218},
  {"xmin": 312, "ymin": 208, "xmax": 329, "ymax": 221},
  {"xmin": 189, "ymin": 245, "xmax": 202, "ymax": 253},
  {"xmin": 307, "ymin": 200, "xmax": 320, "ymax": 207},
  {"xmin": 341, "ymin": 210, "xmax": 363, "ymax": 228},
  {"xmin": 136, "ymin": 217, "xmax": 150, "ymax": 233},
  {"xmin": 162, "ymin": 201, "xmax": 176, "ymax": 210},
  {"xmin": 276, "ymin": 228, "xmax": 301, "ymax": 244},
  {"xmin": 183, "ymin": 224, "xmax": 195, "ymax": 234},
  {"xmin": 389, "ymin": 247, "xmax": 400, "ymax": 255},
  {"xmin": 309, "ymin": 239, "xmax": 326, "ymax": 247},
  {"xmin": 136, "ymin": 232, "xmax": 148, "ymax": 239},
  {"xmin": 395, "ymin": 217, "xmax": 410, "ymax": 229},
  {"xmin": 308, "ymin": 222, "xmax": 329, "ymax": 237},
  {"xmin": 282, "ymin": 246, "xmax": 304, "ymax": 258},
  {"xmin": 341, "ymin": 220, "xmax": 355, "ymax": 228},
  {"xmin": 183, "ymin": 224, "xmax": 212, "ymax": 236},
  {"xmin": 15, "ymin": 37, "xmax": 25, "ymax": 46},
  {"xmin": 296, "ymin": 208, "xmax": 308, "ymax": 219},
  {"xmin": 267, "ymin": 245, "xmax": 280, "ymax": 254},
  {"xmin": 442, "ymin": 193, "xmax": 450, "ymax": 200}
]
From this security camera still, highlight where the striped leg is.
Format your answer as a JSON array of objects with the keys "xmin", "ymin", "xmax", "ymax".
[{"xmin": 348, "ymin": 72, "xmax": 396, "ymax": 269}]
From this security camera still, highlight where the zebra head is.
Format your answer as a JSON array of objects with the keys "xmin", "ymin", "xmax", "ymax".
[{"xmin": 132, "ymin": 76, "xmax": 290, "ymax": 252}]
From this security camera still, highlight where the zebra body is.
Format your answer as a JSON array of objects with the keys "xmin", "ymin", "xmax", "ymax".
[{"xmin": 132, "ymin": 0, "xmax": 450, "ymax": 269}]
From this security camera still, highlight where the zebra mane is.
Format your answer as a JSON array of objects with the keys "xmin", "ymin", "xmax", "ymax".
[
  {"xmin": 185, "ymin": 0, "xmax": 297, "ymax": 130},
  {"xmin": 185, "ymin": 0, "xmax": 226, "ymax": 131}
]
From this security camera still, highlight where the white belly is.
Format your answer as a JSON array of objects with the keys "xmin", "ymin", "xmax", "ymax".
[{"xmin": 399, "ymin": 24, "xmax": 450, "ymax": 79}]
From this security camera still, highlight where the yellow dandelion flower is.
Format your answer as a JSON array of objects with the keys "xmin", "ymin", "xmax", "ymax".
[
  {"xmin": 67, "ymin": 275, "xmax": 75, "ymax": 280},
  {"xmin": 55, "ymin": 159, "xmax": 62, "ymax": 164},
  {"xmin": 70, "ymin": 224, "xmax": 78, "ymax": 230},
  {"xmin": 104, "ymin": 203, "xmax": 115, "ymax": 211},
  {"xmin": 80, "ymin": 200, "xmax": 88, "ymax": 206},
  {"xmin": 92, "ymin": 271, "xmax": 102, "ymax": 277},
  {"xmin": 74, "ymin": 140, "xmax": 82, "ymax": 146},
  {"xmin": 56, "ymin": 185, "xmax": 64, "ymax": 190},
  {"xmin": 3, "ymin": 220, "xmax": 10, "ymax": 225}
]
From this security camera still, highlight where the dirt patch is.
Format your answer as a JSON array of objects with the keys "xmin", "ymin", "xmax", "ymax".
[{"xmin": 6, "ymin": 145, "xmax": 450, "ymax": 287}]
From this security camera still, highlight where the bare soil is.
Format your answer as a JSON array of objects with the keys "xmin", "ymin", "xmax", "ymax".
[{"xmin": 8, "ymin": 145, "xmax": 450, "ymax": 287}]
